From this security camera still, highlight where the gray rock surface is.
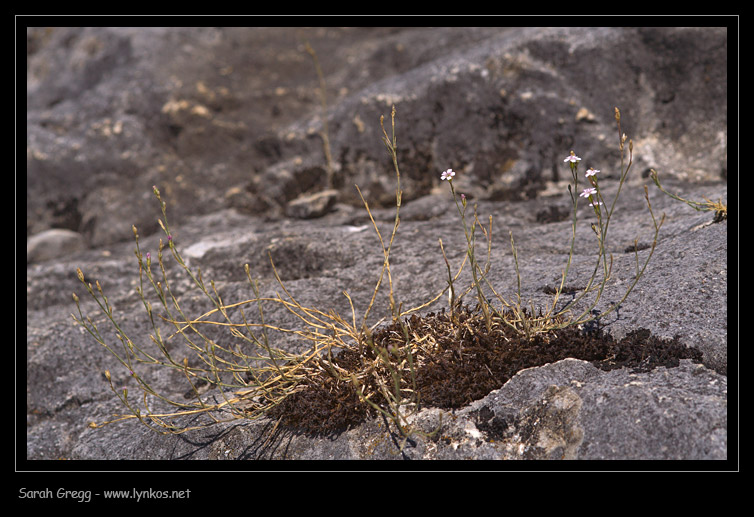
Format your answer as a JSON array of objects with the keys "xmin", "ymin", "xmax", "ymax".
[{"xmin": 25, "ymin": 26, "xmax": 731, "ymax": 465}]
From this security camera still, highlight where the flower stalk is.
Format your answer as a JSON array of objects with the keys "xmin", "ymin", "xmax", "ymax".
[{"xmin": 72, "ymin": 105, "xmax": 665, "ymax": 443}]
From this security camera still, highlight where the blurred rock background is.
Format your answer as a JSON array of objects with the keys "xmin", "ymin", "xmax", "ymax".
[{"xmin": 27, "ymin": 26, "xmax": 727, "ymax": 251}]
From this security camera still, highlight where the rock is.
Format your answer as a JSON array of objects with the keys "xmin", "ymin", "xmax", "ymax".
[
  {"xmin": 26, "ymin": 228, "xmax": 86, "ymax": 263},
  {"xmin": 458, "ymin": 358, "xmax": 727, "ymax": 460}
]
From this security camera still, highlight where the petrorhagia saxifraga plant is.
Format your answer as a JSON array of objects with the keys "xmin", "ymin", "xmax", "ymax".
[
  {"xmin": 72, "ymin": 107, "xmax": 445, "ymax": 444},
  {"xmin": 72, "ymin": 105, "xmax": 663, "ymax": 443},
  {"xmin": 439, "ymin": 107, "xmax": 665, "ymax": 340}
]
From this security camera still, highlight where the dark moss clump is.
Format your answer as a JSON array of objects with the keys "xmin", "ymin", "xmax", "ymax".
[
  {"xmin": 412, "ymin": 314, "xmax": 702, "ymax": 409},
  {"xmin": 269, "ymin": 306, "xmax": 703, "ymax": 436},
  {"xmin": 266, "ymin": 376, "xmax": 371, "ymax": 435}
]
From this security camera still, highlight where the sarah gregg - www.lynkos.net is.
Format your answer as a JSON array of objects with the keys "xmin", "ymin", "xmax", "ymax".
[{"xmin": 19, "ymin": 487, "xmax": 191, "ymax": 503}]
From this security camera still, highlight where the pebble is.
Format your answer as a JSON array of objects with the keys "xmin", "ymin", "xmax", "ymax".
[{"xmin": 27, "ymin": 228, "xmax": 86, "ymax": 263}]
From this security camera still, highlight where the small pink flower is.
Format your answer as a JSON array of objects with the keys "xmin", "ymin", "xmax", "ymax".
[
  {"xmin": 564, "ymin": 152, "xmax": 581, "ymax": 164},
  {"xmin": 580, "ymin": 187, "xmax": 597, "ymax": 198},
  {"xmin": 441, "ymin": 169, "xmax": 455, "ymax": 181},
  {"xmin": 585, "ymin": 167, "xmax": 599, "ymax": 177}
]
